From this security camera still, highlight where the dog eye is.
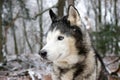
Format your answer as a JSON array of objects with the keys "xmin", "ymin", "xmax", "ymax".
[
  {"xmin": 73, "ymin": 28, "xmax": 77, "ymax": 32},
  {"xmin": 58, "ymin": 36, "xmax": 64, "ymax": 40}
]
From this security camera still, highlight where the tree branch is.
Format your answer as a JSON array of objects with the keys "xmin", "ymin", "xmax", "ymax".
[
  {"xmin": 5, "ymin": 5, "xmax": 57, "ymax": 31},
  {"xmin": 18, "ymin": 5, "xmax": 57, "ymax": 20},
  {"xmin": 5, "ymin": 12, "xmax": 19, "ymax": 33},
  {"xmin": 106, "ymin": 57, "xmax": 120, "ymax": 66}
]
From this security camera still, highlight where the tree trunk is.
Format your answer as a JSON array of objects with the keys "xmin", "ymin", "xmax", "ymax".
[
  {"xmin": 22, "ymin": 19, "xmax": 33, "ymax": 53},
  {"xmin": 57, "ymin": 0, "xmax": 65, "ymax": 17},
  {"xmin": 104, "ymin": 0, "xmax": 107, "ymax": 25},
  {"xmin": 114, "ymin": 0, "xmax": 119, "ymax": 54},
  {"xmin": 9, "ymin": 1, "xmax": 19, "ymax": 55},
  {"xmin": 0, "ymin": 0, "xmax": 4, "ymax": 62},
  {"xmin": 114, "ymin": 0, "xmax": 118, "ymax": 26},
  {"xmin": 67, "ymin": 0, "xmax": 74, "ymax": 5},
  {"xmin": 98, "ymin": 0, "xmax": 102, "ymax": 24},
  {"xmin": 12, "ymin": 27, "xmax": 18, "ymax": 55},
  {"xmin": 37, "ymin": 0, "xmax": 43, "ymax": 49}
]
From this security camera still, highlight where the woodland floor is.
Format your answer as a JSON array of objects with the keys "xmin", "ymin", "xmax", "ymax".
[{"xmin": 0, "ymin": 55, "xmax": 120, "ymax": 80}]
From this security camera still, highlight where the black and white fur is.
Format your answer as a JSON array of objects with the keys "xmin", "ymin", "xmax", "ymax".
[{"xmin": 39, "ymin": 5, "xmax": 108, "ymax": 80}]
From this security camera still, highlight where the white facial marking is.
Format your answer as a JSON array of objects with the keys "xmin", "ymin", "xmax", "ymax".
[{"xmin": 42, "ymin": 28, "xmax": 79, "ymax": 66}]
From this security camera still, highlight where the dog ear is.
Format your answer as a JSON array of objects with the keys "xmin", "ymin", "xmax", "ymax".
[
  {"xmin": 67, "ymin": 5, "xmax": 81, "ymax": 26},
  {"xmin": 49, "ymin": 9, "xmax": 57, "ymax": 22}
]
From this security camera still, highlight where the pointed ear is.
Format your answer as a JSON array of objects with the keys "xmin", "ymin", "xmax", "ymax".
[
  {"xmin": 67, "ymin": 5, "xmax": 81, "ymax": 26},
  {"xmin": 49, "ymin": 9, "xmax": 57, "ymax": 22}
]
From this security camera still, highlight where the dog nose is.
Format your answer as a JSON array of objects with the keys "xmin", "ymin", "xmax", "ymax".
[{"xmin": 39, "ymin": 50, "xmax": 47, "ymax": 58}]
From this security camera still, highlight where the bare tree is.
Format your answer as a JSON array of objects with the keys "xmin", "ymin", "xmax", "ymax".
[
  {"xmin": 98, "ymin": 0, "xmax": 102, "ymax": 23},
  {"xmin": 114, "ymin": 0, "xmax": 118, "ymax": 26},
  {"xmin": 67, "ymin": 0, "xmax": 74, "ymax": 5},
  {"xmin": 37, "ymin": 0, "xmax": 43, "ymax": 49},
  {"xmin": 104, "ymin": 0, "xmax": 107, "ymax": 25},
  {"xmin": 0, "ymin": 0, "xmax": 3, "ymax": 62},
  {"xmin": 57, "ymin": 0, "xmax": 65, "ymax": 17},
  {"xmin": 9, "ymin": 1, "xmax": 19, "ymax": 55},
  {"xmin": 22, "ymin": 19, "xmax": 33, "ymax": 53},
  {"xmin": 18, "ymin": 0, "xmax": 33, "ymax": 53},
  {"xmin": 114, "ymin": 0, "xmax": 119, "ymax": 54}
]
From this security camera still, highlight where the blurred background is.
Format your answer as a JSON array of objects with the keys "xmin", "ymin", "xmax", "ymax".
[{"xmin": 0, "ymin": 0, "xmax": 119, "ymax": 80}]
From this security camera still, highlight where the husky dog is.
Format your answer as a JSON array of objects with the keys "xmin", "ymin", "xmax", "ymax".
[{"xmin": 39, "ymin": 5, "xmax": 108, "ymax": 80}]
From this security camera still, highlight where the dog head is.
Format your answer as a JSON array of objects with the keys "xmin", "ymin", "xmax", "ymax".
[{"xmin": 39, "ymin": 5, "xmax": 90, "ymax": 67}]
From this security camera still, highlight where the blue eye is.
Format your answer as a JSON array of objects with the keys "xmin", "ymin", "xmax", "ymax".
[{"xmin": 58, "ymin": 36, "xmax": 64, "ymax": 40}]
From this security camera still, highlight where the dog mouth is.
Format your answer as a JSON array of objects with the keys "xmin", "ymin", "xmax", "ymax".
[
  {"xmin": 47, "ymin": 53, "xmax": 63, "ymax": 61},
  {"xmin": 40, "ymin": 55, "xmax": 51, "ymax": 62},
  {"xmin": 40, "ymin": 53, "xmax": 63, "ymax": 63}
]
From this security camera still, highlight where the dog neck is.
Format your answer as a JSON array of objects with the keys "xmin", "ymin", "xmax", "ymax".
[{"xmin": 51, "ymin": 51, "xmax": 100, "ymax": 80}]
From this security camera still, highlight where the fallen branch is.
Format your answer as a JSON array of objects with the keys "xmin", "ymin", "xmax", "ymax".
[{"xmin": 106, "ymin": 56, "xmax": 120, "ymax": 66}]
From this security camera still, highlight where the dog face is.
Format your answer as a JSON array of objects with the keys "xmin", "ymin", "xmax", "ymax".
[
  {"xmin": 39, "ymin": 6, "xmax": 87, "ymax": 67},
  {"xmin": 42, "ymin": 29, "xmax": 78, "ymax": 61}
]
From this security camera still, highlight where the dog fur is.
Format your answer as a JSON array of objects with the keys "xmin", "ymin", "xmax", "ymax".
[{"xmin": 39, "ymin": 5, "xmax": 108, "ymax": 80}]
